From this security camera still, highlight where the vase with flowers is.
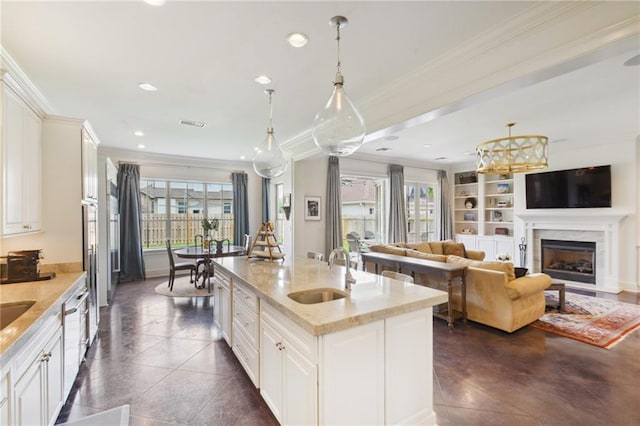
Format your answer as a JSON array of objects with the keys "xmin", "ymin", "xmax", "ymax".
[{"xmin": 201, "ymin": 218, "xmax": 219, "ymax": 249}]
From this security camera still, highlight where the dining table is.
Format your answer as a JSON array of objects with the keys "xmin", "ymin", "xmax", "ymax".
[{"xmin": 175, "ymin": 244, "xmax": 245, "ymax": 289}]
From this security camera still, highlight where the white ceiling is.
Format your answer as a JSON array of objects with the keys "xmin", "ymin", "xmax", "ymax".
[{"xmin": 1, "ymin": 1, "xmax": 639, "ymax": 168}]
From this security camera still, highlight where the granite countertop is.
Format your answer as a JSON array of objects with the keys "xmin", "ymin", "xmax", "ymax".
[
  {"xmin": 214, "ymin": 256, "xmax": 448, "ymax": 336},
  {"xmin": 0, "ymin": 272, "xmax": 86, "ymax": 362}
]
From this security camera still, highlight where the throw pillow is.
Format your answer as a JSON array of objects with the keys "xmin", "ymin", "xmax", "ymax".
[
  {"xmin": 406, "ymin": 250, "xmax": 447, "ymax": 263},
  {"xmin": 428, "ymin": 241, "xmax": 445, "ymax": 255},
  {"xmin": 443, "ymin": 241, "xmax": 466, "ymax": 258},
  {"xmin": 404, "ymin": 242, "xmax": 433, "ymax": 254},
  {"xmin": 446, "ymin": 255, "xmax": 516, "ymax": 281}
]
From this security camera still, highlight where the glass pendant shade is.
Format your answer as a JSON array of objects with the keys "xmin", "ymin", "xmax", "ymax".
[
  {"xmin": 253, "ymin": 89, "xmax": 287, "ymax": 178},
  {"xmin": 253, "ymin": 128, "xmax": 287, "ymax": 178},
  {"xmin": 312, "ymin": 16, "xmax": 366, "ymax": 157},
  {"xmin": 312, "ymin": 75, "xmax": 366, "ymax": 156}
]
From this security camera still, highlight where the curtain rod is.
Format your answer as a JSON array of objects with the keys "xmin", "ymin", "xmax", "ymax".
[{"xmin": 118, "ymin": 160, "xmax": 246, "ymax": 174}]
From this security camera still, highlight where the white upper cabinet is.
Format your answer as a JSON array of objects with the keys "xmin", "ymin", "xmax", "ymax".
[
  {"xmin": 81, "ymin": 129, "xmax": 98, "ymax": 203},
  {"xmin": 1, "ymin": 80, "xmax": 42, "ymax": 236}
]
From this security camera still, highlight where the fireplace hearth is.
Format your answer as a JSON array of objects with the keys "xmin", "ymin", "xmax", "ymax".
[{"xmin": 541, "ymin": 239, "xmax": 596, "ymax": 284}]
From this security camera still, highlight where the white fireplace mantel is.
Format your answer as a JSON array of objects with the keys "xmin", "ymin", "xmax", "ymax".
[{"xmin": 516, "ymin": 210, "xmax": 630, "ymax": 293}]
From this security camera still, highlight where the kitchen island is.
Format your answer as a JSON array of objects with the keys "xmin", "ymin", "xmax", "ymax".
[{"xmin": 213, "ymin": 256, "xmax": 448, "ymax": 425}]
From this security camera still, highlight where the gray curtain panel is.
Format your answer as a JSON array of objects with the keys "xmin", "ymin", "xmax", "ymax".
[
  {"xmin": 436, "ymin": 170, "xmax": 453, "ymax": 241},
  {"xmin": 262, "ymin": 177, "xmax": 270, "ymax": 223},
  {"xmin": 232, "ymin": 172, "xmax": 249, "ymax": 245},
  {"xmin": 117, "ymin": 163, "xmax": 146, "ymax": 282},
  {"xmin": 325, "ymin": 156, "xmax": 343, "ymax": 260},
  {"xmin": 388, "ymin": 164, "xmax": 408, "ymax": 243}
]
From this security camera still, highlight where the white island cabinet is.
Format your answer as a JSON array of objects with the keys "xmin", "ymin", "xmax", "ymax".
[{"xmin": 214, "ymin": 256, "xmax": 448, "ymax": 425}]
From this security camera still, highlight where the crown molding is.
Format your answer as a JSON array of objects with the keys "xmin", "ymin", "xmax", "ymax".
[{"xmin": 0, "ymin": 45, "xmax": 54, "ymax": 116}]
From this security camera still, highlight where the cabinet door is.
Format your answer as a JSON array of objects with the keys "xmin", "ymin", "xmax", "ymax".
[
  {"xmin": 283, "ymin": 342, "xmax": 317, "ymax": 426},
  {"xmin": 320, "ymin": 320, "xmax": 384, "ymax": 425},
  {"xmin": 23, "ymin": 106, "xmax": 42, "ymax": 231},
  {"xmin": 81, "ymin": 129, "xmax": 98, "ymax": 202},
  {"xmin": 259, "ymin": 319, "xmax": 283, "ymax": 423},
  {"xmin": 2, "ymin": 84, "xmax": 26, "ymax": 234},
  {"xmin": 13, "ymin": 356, "xmax": 45, "ymax": 426},
  {"xmin": 45, "ymin": 328, "xmax": 64, "ymax": 424},
  {"xmin": 476, "ymin": 237, "xmax": 496, "ymax": 261},
  {"xmin": 213, "ymin": 281, "xmax": 223, "ymax": 331},
  {"xmin": 0, "ymin": 368, "xmax": 11, "ymax": 426},
  {"xmin": 221, "ymin": 287, "xmax": 232, "ymax": 345},
  {"xmin": 385, "ymin": 309, "xmax": 433, "ymax": 425}
]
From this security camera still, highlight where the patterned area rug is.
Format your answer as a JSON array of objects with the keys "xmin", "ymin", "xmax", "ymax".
[
  {"xmin": 531, "ymin": 291, "xmax": 640, "ymax": 349},
  {"xmin": 154, "ymin": 275, "xmax": 213, "ymax": 297}
]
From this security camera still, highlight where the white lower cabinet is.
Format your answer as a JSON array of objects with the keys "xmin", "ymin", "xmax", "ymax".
[
  {"xmin": 319, "ymin": 320, "xmax": 385, "ymax": 425},
  {"xmin": 260, "ymin": 303, "xmax": 317, "ymax": 426},
  {"xmin": 0, "ymin": 367, "xmax": 11, "ymax": 425},
  {"xmin": 457, "ymin": 235, "xmax": 515, "ymax": 261},
  {"xmin": 213, "ymin": 270, "xmax": 232, "ymax": 345},
  {"xmin": 232, "ymin": 281, "xmax": 260, "ymax": 387},
  {"xmin": 13, "ymin": 315, "xmax": 63, "ymax": 426}
]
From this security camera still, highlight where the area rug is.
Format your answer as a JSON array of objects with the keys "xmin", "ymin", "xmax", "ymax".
[
  {"xmin": 154, "ymin": 275, "xmax": 213, "ymax": 297},
  {"xmin": 531, "ymin": 292, "xmax": 640, "ymax": 349}
]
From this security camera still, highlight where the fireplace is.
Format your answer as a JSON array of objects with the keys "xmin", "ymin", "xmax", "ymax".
[{"xmin": 541, "ymin": 239, "xmax": 596, "ymax": 284}]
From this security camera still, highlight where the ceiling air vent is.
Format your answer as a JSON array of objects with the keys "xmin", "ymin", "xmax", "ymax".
[
  {"xmin": 375, "ymin": 147, "xmax": 391, "ymax": 152},
  {"xmin": 179, "ymin": 120, "xmax": 207, "ymax": 128}
]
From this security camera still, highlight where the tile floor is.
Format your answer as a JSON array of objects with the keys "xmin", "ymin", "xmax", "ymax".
[{"xmin": 56, "ymin": 277, "xmax": 640, "ymax": 425}]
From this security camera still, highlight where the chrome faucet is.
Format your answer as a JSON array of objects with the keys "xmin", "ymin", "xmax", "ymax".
[{"xmin": 328, "ymin": 247, "xmax": 357, "ymax": 292}]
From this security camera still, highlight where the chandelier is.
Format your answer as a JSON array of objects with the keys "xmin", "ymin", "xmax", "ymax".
[
  {"xmin": 476, "ymin": 123, "xmax": 548, "ymax": 174},
  {"xmin": 253, "ymin": 89, "xmax": 287, "ymax": 178},
  {"xmin": 312, "ymin": 16, "xmax": 366, "ymax": 157}
]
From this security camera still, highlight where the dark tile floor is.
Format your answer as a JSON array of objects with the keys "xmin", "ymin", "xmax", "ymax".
[{"xmin": 56, "ymin": 277, "xmax": 640, "ymax": 425}]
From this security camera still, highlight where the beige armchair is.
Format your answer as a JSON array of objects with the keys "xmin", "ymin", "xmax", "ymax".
[{"xmin": 446, "ymin": 255, "xmax": 552, "ymax": 332}]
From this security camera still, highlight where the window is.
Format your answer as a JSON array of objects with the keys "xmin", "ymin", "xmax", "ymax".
[
  {"xmin": 140, "ymin": 178, "xmax": 234, "ymax": 249},
  {"xmin": 405, "ymin": 181, "xmax": 436, "ymax": 243},
  {"xmin": 341, "ymin": 176, "xmax": 385, "ymax": 247}
]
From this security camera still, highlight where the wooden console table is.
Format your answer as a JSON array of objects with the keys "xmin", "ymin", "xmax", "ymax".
[{"xmin": 361, "ymin": 252, "xmax": 467, "ymax": 328}]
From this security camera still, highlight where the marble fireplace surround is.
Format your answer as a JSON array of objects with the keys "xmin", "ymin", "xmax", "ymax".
[{"xmin": 518, "ymin": 211, "xmax": 629, "ymax": 294}]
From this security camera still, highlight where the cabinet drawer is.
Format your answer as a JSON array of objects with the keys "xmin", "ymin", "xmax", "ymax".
[
  {"xmin": 234, "ymin": 281, "xmax": 258, "ymax": 312},
  {"xmin": 233, "ymin": 295, "xmax": 259, "ymax": 348},
  {"xmin": 261, "ymin": 302, "xmax": 317, "ymax": 363},
  {"xmin": 232, "ymin": 326, "xmax": 259, "ymax": 388},
  {"xmin": 214, "ymin": 269, "xmax": 232, "ymax": 291},
  {"xmin": 13, "ymin": 312, "xmax": 61, "ymax": 379}
]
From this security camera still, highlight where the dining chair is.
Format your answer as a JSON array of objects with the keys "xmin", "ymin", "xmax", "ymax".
[
  {"xmin": 332, "ymin": 257, "xmax": 358, "ymax": 270},
  {"xmin": 307, "ymin": 251, "xmax": 324, "ymax": 261},
  {"xmin": 166, "ymin": 239, "xmax": 198, "ymax": 291},
  {"xmin": 381, "ymin": 270, "xmax": 414, "ymax": 283}
]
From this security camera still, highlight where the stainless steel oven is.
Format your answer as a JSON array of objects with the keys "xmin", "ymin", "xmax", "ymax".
[{"xmin": 62, "ymin": 284, "xmax": 89, "ymax": 396}]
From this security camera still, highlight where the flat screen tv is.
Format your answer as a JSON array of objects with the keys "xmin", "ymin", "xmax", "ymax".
[{"xmin": 525, "ymin": 165, "xmax": 611, "ymax": 209}]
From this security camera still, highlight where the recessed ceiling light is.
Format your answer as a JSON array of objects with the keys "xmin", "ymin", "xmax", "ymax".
[
  {"xmin": 254, "ymin": 147, "xmax": 259, "ymax": 151},
  {"xmin": 240, "ymin": 155, "xmax": 246, "ymax": 160},
  {"xmin": 287, "ymin": 32, "xmax": 309, "ymax": 48},
  {"xmin": 423, "ymin": 144, "xmax": 432, "ymax": 148},
  {"xmin": 434, "ymin": 156, "xmax": 447, "ymax": 161},
  {"xmin": 254, "ymin": 75, "xmax": 272, "ymax": 85},
  {"xmin": 179, "ymin": 119, "xmax": 206, "ymax": 127},
  {"xmin": 138, "ymin": 82, "xmax": 158, "ymax": 91},
  {"xmin": 375, "ymin": 147, "xmax": 391, "ymax": 152},
  {"xmin": 143, "ymin": 0, "xmax": 166, "ymax": 6},
  {"xmin": 384, "ymin": 135, "xmax": 399, "ymax": 141},
  {"xmin": 133, "ymin": 130, "xmax": 144, "ymax": 137},
  {"xmin": 137, "ymin": 144, "xmax": 146, "ymax": 149}
]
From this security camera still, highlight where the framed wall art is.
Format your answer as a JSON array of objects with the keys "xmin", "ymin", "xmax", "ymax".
[{"xmin": 305, "ymin": 196, "xmax": 321, "ymax": 221}]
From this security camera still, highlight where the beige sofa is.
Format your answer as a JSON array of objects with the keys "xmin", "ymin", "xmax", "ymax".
[{"xmin": 366, "ymin": 241, "xmax": 552, "ymax": 333}]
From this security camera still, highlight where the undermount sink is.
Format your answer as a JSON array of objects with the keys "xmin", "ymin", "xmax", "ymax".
[
  {"xmin": 0, "ymin": 300, "xmax": 36, "ymax": 330},
  {"xmin": 288, "ymin": 288, "xmax": 348, "ymax": 305}
]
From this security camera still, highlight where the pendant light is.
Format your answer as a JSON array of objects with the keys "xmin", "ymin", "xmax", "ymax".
[
  {"xmin": 476, "ymin": 122, "xmax": 548, "ymax": 174},
  {"xmin": 253, "ymin": 89, "xmax": 287, "ymax": 178},
  {"xmin": 312, "ymin": 16, "xmax": 366, "ymax": 157}
]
